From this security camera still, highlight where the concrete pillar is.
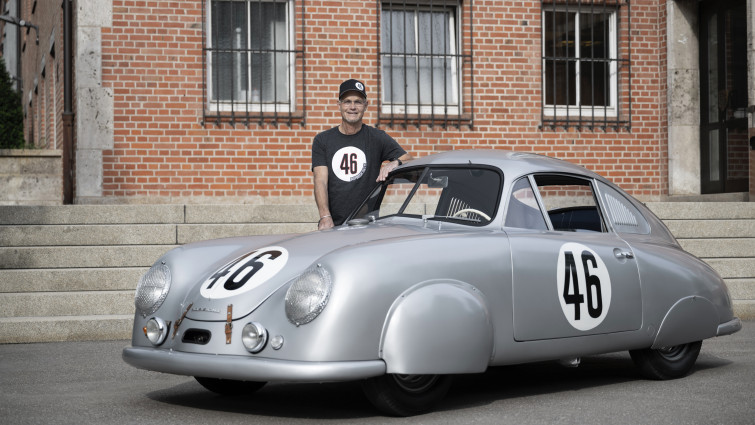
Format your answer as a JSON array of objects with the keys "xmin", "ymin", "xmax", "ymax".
[
  {"xmin": 75, "ymin": 0, "xmax": 114, "ymax": 202},
  {"xmin": 667, "ymin": 0, "xmax": 701, "ymax": 196}
]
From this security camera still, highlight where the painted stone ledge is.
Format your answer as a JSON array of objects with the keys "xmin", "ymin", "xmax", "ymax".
[{"xmin": 0, "ymin": 149, "xmax": 62, "ymax": 205}]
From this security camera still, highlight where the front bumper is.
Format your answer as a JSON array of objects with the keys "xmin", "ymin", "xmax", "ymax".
[{"xmin": 122, "ymin": 346, "xmax": 386, "ymax": 382}]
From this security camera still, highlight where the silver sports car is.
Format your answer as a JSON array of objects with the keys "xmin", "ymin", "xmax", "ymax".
[{"xmin": 123, "ymin": 150, "xmax": 741, "ymax": 416}]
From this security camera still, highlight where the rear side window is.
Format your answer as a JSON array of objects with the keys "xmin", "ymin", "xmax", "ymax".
[
  {"xmin": 534, "ymin": 174, "xmax": 605, "ymax": 232},
  {"xmin": 596, "ymin": 181, "xmax": 650, "ymax": 234}
]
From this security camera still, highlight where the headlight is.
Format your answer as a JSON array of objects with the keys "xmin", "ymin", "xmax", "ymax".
[
  {"xmin": 144, "ymin": 317, "xmax": 169, "ymax": 345},
  {"xmin": 241, "ymin": 322, "xmax": 268, "ymax": 353},
  {"xmin": 135, "ymin": 262, "xmax": 171, "ymax": 317},
  {"xmin": 285, "ymin": 264, "xmax": 332, "ymax": 326}
]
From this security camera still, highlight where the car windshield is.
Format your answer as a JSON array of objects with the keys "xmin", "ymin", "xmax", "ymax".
[{"xmin": 350, "ymin": 166, "xmax": 502, "ymax": 226}]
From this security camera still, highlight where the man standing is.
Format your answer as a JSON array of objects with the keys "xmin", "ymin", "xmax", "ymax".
[{"xmin": 312, "ymin": 79, "xmax": 412, "ymax": 230}]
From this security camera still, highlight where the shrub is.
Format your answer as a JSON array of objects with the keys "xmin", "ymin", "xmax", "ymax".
[{"xmin": 0, "ymin": 57, "xmax": 25, "ymax": 149}]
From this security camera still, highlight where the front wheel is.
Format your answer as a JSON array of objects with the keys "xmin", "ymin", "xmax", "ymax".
[
  {"xmin": 194, "ymin": 377, "xmax": 266, "ymax": 396},
  {"xmin": 361, "ymin": 374, "xmax": 453, "ymax": 417},
  {"xmin": 629, "ymin": 341, "xmax": 702, "ymax": 380}
]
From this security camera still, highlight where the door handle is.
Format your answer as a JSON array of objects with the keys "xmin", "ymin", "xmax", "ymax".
[{"xmin": 614, "ymin": 249, "xmax": 634, "ymax": 259}]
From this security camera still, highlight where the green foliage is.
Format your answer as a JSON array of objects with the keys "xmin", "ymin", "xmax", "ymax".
[{"xmin": 0, "ymin": 57, "xmax": 25, "ymax": 149}]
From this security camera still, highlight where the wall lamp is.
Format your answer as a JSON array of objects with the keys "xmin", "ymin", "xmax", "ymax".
[{"xmin": 0, "ymin": 14, "xmax": 39, "ymax": 45}]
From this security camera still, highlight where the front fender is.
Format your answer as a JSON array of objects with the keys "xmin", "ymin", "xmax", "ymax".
[
  {"xmin": 380, "ymin": 280, "xmax": 493, "ymax": 374},
  {"xmin": 652, "ymin": 296, "xmax": 719, "ymax": 349}
]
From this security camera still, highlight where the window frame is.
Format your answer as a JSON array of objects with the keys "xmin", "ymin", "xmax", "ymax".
[
  {"xmin": 202, "ymin": 0, "xmax": 305, "ymax": 127},
  {"xmin": 377, "ymin": 0, "xmax": 474, "ymax": 129},
  {"xmin": 540, "ymin": 0, "xmax": 631, "ymax": 131},
  {"xmin": 380, "ymin": 3, "xmax": 461, "ymax": 116}
]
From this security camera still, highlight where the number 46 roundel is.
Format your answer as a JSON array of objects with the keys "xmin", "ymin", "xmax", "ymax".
[
  {"xmin": 200, "ymin": 247, "xmax": 289, "ymax": 299},
  {"xmin": 556, "ymin": 242, "xmax": 612, "ymax": 331}
]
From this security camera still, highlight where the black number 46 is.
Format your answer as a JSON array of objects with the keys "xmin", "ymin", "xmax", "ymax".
[{"xmin": 562, "ymin": 251, "xmax": 602, "ymax": 320}]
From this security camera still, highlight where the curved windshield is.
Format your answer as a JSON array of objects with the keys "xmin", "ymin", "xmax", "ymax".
[{"xmin": 350, "ymin": 166, "xmax": 502, "ymax": 226}]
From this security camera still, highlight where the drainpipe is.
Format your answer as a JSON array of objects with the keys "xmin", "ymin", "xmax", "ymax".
[{"xmin": 62, "ymin": 0, "xmax": 74, "ymax": 204}]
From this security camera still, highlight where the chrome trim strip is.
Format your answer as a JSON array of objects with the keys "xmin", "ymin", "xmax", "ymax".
[{"xmin": 122, "ymin": 347, "xmax": 386, "ymax": 382}]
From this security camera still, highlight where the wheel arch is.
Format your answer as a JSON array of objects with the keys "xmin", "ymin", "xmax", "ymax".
[
  {"xmin": 379, "ymin": 280, "xmax": 494, "ymax": 374},
  {"xmin": 652, "ymin": 296, "xmax": 719, "ymax": 349}
]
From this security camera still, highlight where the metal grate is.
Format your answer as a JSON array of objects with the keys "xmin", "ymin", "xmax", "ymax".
[
  {"xmin": 202, "ymin": 0, "xmax": 306, "ymax": 128},
  {"xmin": 377, "ymin": 0, "xmax": 474, "ymax": 129},
  {"xmin": 540, "ymin": 0, "xmax": 631, "ymax": 131}
]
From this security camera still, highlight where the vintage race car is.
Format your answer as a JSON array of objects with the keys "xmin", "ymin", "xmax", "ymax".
[{"xmin": 123, "ymin": 150, "xmax": 741, "ymax": 416}]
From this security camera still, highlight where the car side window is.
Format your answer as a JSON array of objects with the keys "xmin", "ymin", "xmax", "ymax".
[
  {"xmin": 534, "ymin": 174, "xmax": 605, "ymax": 232},
  {"xmin": 505, "ymin": 177, "xmax": 547, "ymax": 230},
  {"xmin": 596, "ymin": 181, "xmax": 651, "ymax": 234}
]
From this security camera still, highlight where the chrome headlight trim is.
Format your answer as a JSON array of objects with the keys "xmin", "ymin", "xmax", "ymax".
[
  {"xmin": 241, "ymin": 322, "xmax": 268, "ymax": 353},
  {"xmin": 145, "ymin": 317, "xmax": 169, "ymax": 346},
  {"xmin": 135, "ymin": 262, "xmax": 171, "ymax": 317},
  {"xmin": 285, "ymin": 264, "xmax": 333, "ymax": 326}
]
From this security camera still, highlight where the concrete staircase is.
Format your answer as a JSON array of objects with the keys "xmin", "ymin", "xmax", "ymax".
[
  {"xmin": 0, "ymin": 202, "xmax": 752, "ymax": 344},
  {"xmin": 645, "ymin": 202, "xmax": 755, "ymax": 321},
  {"xmin": 0, "ymin": 205, "xmax": 317, "ymax": 343}
]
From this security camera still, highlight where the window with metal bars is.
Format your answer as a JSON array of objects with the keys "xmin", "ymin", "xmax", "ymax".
[
  {"xmin": 203, "ymin": 0, "xmax": 305, "ymax": 127},
  {"xmin": 378, "ymin": 0, "xmax": 473, "ymax": 129},
  {"xmin": 541, "ymin": 1, "xmax": 631, "ymax": 131}
]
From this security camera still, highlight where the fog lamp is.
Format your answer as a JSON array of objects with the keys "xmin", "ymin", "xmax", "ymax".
[
  {"xmin": 241, "ymin": 322, "xmax": 268, "ymax": 353},
  {"xmin": 144, "ymin": 317, "xmax": 168, "ymax": 346}
]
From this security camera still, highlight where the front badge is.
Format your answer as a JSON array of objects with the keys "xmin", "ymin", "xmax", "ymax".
[
  {"xmin": 200, "ymin": 247, "xmax": 289, "ymax": 299},
  {"xmin": 556, "ymin": 242, "xmax": 612, "ymax": 331}
]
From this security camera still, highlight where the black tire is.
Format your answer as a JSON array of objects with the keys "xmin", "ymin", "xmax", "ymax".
[
  {"xmin": 629, "ymin": 340, "xmax": 702, "ymax": 380},
  {"xmin": 194, "ymin": 377, "xmax": 266, "ymax": 396},
  {"xmin": 361, "ymin": 374, "xmax": 453, "ymax": 417}
]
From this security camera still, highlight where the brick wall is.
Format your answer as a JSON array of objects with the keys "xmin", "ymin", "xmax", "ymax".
[{"xmin": 98, "ymin": 0, "xmax": 668, "ymax": 203}]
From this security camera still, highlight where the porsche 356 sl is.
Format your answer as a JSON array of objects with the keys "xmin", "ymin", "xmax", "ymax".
[{"xmin": 123, "ymin": 150, "xmax": 741, "ymax": 416}]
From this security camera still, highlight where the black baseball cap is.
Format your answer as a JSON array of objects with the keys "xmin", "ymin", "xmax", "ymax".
[{"xmin": 339, "ymin": 79, "xmax": 367, "ymax": 99}]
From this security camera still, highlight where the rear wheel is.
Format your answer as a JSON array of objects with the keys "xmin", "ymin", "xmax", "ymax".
[
  {"xmin": 194, "ymin": 377, "xmax": 266, "ymax": 395},
  {"xmin": 361, "ymin": 374, "xmax": 453, "ymax": 417},
  {"xmin": 629, "ymin": 341, "xmax": 702, "ymax": 380}
]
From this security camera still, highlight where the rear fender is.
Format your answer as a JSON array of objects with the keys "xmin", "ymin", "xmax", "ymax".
[
  {"xmin": 652, "ymin": 296, "xmax": 719, "ymax": 349},
  {"xmin": 379, "ymin": 280, "xmax": 493, "ymax": 374}
]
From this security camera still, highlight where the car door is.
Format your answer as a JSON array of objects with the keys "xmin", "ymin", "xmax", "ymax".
[{"xmin": 505, "ymin": 174, "xmax": 642, "ymax": 341}]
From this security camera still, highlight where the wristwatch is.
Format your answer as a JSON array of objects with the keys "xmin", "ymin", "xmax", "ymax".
[{"xmin": 391, "ymin": 158, "xmax": 403, "ymax": 166}]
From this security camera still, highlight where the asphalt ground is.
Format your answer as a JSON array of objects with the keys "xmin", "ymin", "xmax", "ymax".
[{"xmin": 1, "ymin": 322, "xmax": 753, "ymax": 425}]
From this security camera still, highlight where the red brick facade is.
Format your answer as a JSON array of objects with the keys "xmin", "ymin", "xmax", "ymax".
[{"xmin": 9, "ymin": 0, "xmax": 673, "ymax": 202}]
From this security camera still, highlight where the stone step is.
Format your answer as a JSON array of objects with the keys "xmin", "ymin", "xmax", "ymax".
[
  {"xmin": 0, "ymin": 268, "xmax": 145, "ymax": 293},
  {"xmin": 0, "ymin": 245, "xmax": 176, "ymax": 269},
  {"xmin": 725, "ymin": 279, "xmax": 755, "ymax": 300},
  {"xmin": 0, "ymin": 224, "xmax": 178, "ymax": 246},
  {"xmin": 663, "ymin": 219, "xmax": 755, "ymax": 238},
  {"xmin": 0, "ymin": 315, "xmax": 133, "ymax": 343},
  {"xmin": 703, "ymin": 258, "xmax": 755, "ymax": 280},
  {"xmin": 0, "ymin": 223, "xmax": 314, "ymax": 247},
  {"xmin": 0, "ymin": 291, "xmax": 135, "ymax": 318},
  {"xmin": 0, "ymin": 205, "xmax": 184, "ymax": 225},
  {"xmin": 0, "ymin": 204, "xmax": 318, "ymax": 225},
  {"xmin": 646, "ymin": 202, "xmax": 755, "ymax": 220},
  {"xmin": 679, "ymin": 239, "xmax": 755, "ymax": 258}
]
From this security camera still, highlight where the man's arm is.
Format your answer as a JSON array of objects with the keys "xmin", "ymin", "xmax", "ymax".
[
  {"xmin": 313, "ymin": 166, "xmax": 334, "ymax": 230},
  {"xmin": 377, "ymin": 153, "xmax": 413, "ymax": 182}
]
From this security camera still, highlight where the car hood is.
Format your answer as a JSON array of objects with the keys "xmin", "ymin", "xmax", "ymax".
[{"xmin": 179, "ymin": 222, "xmax": 432, "ymax": 321}]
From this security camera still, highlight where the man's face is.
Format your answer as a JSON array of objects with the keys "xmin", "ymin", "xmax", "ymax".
[{"xmin": 338, "ymin": 93, "xmax": 367, "ymax": 125}]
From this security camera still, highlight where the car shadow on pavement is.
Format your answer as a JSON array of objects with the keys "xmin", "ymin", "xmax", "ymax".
[{"xmin": 145, "ymin": 352, "xmax": 733, "ymax": 419}]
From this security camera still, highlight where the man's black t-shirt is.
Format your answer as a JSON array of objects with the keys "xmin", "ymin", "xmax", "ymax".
[{"xmin": 312, "ymin": 125, "xmax": 405, "ymax": 225}]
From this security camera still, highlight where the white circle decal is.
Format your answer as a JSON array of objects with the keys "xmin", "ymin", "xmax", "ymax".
[
  {"xmin": 200, "ymin": 247, "xmax": 289, "ymax": 299},
  {"xmin": 556, "ymin": 242, "xmax": 611, "ymax": 331},
  {"xmin": 331, "ymin": 146, "xmax": 367, "ymax": 182}
]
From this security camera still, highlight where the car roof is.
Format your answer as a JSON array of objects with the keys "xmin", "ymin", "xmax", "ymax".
[{"xmin": 406, "ymin": 149, "xmax": 603, "ymax": 182}]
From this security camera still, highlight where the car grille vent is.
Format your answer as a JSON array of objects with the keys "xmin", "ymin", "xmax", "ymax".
[{"xmin": 182, "ymin": 329, "xmax": 211, "ymax": 345}]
